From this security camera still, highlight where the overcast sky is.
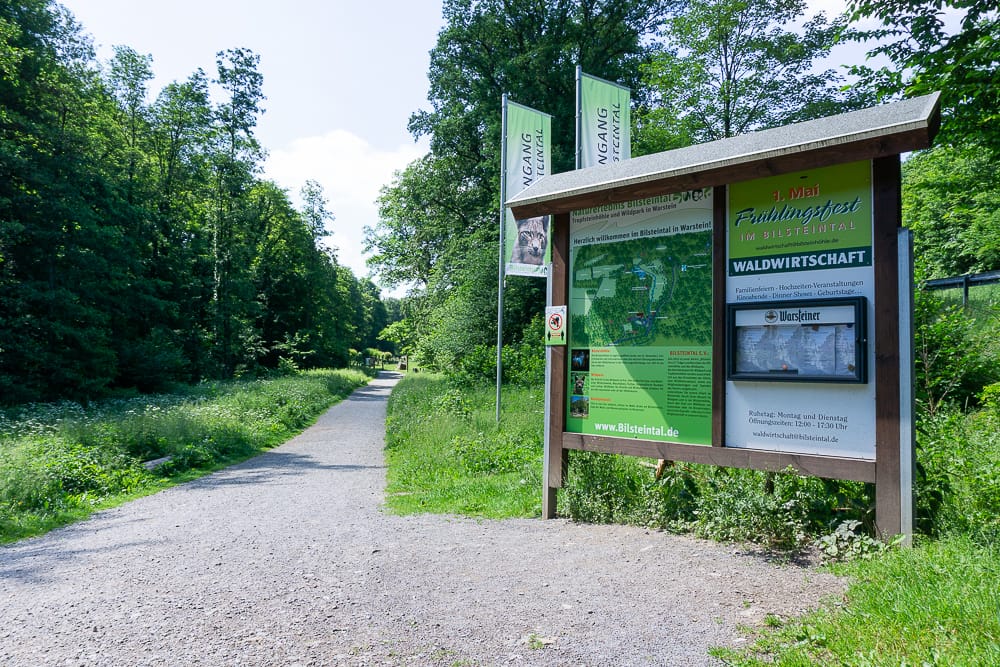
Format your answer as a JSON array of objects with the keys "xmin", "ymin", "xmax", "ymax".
[{"xmin": 57, "ymin": 1, "xmax": 942, "ymax": 296}]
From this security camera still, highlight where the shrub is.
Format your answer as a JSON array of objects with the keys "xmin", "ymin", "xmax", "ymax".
[
  {"xmin": 691, "ymin": 469, "xmax": 840, "ymax": 548},
  {"xmin": 918, "ymin": 403, "xmax": 1000, "ymax": 545},
  {"xmin": 561, "ymin": 451, "xmax": 697, "ymax": 528},
  {"xmin": 914, "ymin": 289, "xmax": 999, "ymax": 414}
]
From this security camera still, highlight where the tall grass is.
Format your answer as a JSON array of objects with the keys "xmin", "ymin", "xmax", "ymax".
[
  {"xmin": 383, "ymin": 373, "xmax": 544, "ymax": 518},
  {"xmin": 0, "ymin": 369, "xmax": 370, "ymax": 542}
]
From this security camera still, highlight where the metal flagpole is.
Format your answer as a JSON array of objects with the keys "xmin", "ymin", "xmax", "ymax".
[
  {"xmin": 575, "ymin": 65, "xmax": 582, "ymax": 170},
  {"xmin": 496, "ymin": 94, "xmax": 508, "ymax": 422}
]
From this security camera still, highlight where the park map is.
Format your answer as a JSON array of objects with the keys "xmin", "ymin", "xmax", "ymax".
[{"xmin": 569, "ymin": 230, "xmax": 713, "ymax": 348}]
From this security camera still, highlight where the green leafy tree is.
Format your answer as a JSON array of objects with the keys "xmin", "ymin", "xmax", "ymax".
[
  {"xmin": 106, "ymin": 45, "xmax": 154, "ymax": 203},
  {"xmin": 370, "ymin": 0, "xmax": 671, "ymax": 375},
  {"xmin": 209, "ymin": 47, "xmax": 266, "ymax": 374},
  {"xmin": 847, "ymin": 0, "xmax": 1000, "ymax": 152},
  {"xmin": 411, "ymin": 0, "xmax": 672, "ymax": 186},
  {"xmin": 0, "ymin": 1, "xmax": 392, "ymax": 402},
  {"xmin": 636, "ymin": 0, "xmax": 871, "ymax": 152},
  {"xmin": 903, "ymin": 145, "xmax": 1000, "ymax": 278},
  {"xmin": 367, "ymin": 153, "xmax": 489, "ymax": 290},
  {"xmin": 0, "ymin": 0, "xmax": 123, "ymax": 400}
]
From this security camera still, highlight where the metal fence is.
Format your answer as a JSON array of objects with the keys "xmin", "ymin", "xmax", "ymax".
[{"xmin": 923, "ymin": 270, "xmax": 1000, "ymax": 307}]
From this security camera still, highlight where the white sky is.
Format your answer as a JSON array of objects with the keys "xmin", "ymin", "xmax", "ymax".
[{"xmin": 58, "ymin": 1, "xmax": 947, "ymax": 296}]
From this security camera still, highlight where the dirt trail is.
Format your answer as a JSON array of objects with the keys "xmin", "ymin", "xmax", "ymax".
[{"xmin": 0, "ymin": 371, "xmax": 844, "ymax": 666}]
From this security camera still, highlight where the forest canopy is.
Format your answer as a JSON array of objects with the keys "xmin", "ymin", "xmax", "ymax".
[
  {"xmin": 366, "ymin": 0, "xmax": 999, "ymax": 382},
  {"xmin": 3, "ymin": 0, "xmax": 998, "ymax": 399},
  {"xmin": 0, "ymin": 0, "xmax": 392, "ymax": 403}
]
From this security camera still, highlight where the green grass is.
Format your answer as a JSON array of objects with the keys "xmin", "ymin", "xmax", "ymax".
[
  {"xmin": 383, "ymin": 373, "xmax": 544, "ymax": 518},
  {"xmin": 0, "ymin": 368, "xmax": 370, "ymax": 542},
  {"xmin": 712, "ymin": 536, "xmax": 1000, "ymax": 666}
]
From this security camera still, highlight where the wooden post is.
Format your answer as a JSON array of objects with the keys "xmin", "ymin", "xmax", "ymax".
[
  {"xmin": 543, "ymin": 212, "xmax": 571, "ymax": 518},
  {"xmin": 712, "ymin": 185, "xmax": 728, "ymax": 447},
  {"xmin": 873, "ymin": 155, "xmax": 903, "ymax": 539}
]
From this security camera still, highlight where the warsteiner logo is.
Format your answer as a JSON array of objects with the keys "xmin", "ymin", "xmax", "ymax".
[
  {"xmin": 779, "ymin": 309, "xmax": 821, "ymax": 322},
  {"xmin": 764, "ymin": 310, "xmax": 778, "ymax": 323}
]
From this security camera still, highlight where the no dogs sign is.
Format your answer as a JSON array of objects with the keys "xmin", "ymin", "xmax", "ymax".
[{"xmin": 545, "ymin": 306, "xmax": 567, "ymax": 346}]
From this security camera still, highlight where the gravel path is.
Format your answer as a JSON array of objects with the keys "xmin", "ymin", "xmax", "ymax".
[{"xmin": 0, "ymin": 372, "xmax": 846, "ymax": 666}]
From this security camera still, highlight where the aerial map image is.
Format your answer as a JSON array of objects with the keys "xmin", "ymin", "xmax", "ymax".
[{"xmin": 569, "ymin": 230, "xmax": 713, "ymax": 348}]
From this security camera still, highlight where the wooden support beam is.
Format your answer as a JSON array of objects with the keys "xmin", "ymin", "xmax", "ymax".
[
  {"xmin": 873, "ymin": 155, "xmax": 903, "ymax": 539},
  {"xmin": 543, "ymin": 212, "xmax": 571, "ymax": 518}
]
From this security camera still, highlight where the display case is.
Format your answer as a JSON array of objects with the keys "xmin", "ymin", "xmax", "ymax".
[{"xmin": 727, "ymin": 297, "xmax": 868, "ymax": 383}]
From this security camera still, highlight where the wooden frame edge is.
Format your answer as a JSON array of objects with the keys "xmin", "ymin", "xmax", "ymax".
[{"xmin": 562, "ymin": 433, "xmax": 875, "ymax": 482}]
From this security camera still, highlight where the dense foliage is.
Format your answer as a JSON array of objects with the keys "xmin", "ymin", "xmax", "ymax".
[
  {"xmin": 0, "ymin": 1, "xmax": 390, "ymax": 404},
  {"xmin": 848, "ymin": 0, "xmax": 1000, "ymax": 153},
  {"xmin": 902, "ymin": 144, "xmax": 1000, "ymax": 278},
  {"xmin": 636, "ymin": 0, "xmax": 873, "ymax": 151},
  {"xmin": 367, "ymin": 0, "xmax": 677, "ymax": 376}
]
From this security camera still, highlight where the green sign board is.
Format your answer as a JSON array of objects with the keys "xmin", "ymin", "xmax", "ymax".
[
  {"xmin": 578, "ymin": 71, "xmax": 630, "ymax": 168},
  {"xmin": 503, "ymin": 101, "xmax": 552, "ymax": 277},
  {"xmin": 566, "ymin": 191, "xmax": 714, "ymax": 445},
  {"xmin": 728, "ymin": 160, "xmax": 873, "ymax": 276}
]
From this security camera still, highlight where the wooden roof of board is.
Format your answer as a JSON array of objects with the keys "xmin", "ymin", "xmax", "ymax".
[{"xmin": 507, "ymin": 92, "xmax": 941, "ymax": 218}]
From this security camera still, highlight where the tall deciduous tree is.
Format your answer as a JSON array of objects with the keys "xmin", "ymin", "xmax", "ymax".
[
  {"xmin": 903, "ymin": 145, "xmax": 1000, "ymax": 278},
  {"xmin": 0, "ymin": 1, "xmax": 392, "ymax": 403},
  {"xmin": 369, "ymin": 0, "xmax": 672, "ymax": 373},
  {"xmin": 0, "ymin": 0, "xmax": 122, "ymax": 401},
  {"xmin": 367, "ymin": 153, "xmax": 489, "ymax": 290},
  {"xmin": 636, "ymin": 0, "xmax": 871, "ymax": 152},
  {"xmin": 210, "ymin": 47, "xmax": 266, "ymax": 374},
  {"xmin": 847, "ymin": 0, "xmax": 1000, "ymax": 152}
]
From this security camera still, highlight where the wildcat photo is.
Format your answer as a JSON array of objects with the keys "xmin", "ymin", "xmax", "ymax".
[{"xmin": 510, "ymin": 215, "xmax": 549, "ymax": 266}]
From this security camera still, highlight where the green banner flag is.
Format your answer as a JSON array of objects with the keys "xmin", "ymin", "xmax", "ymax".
[
  {"xmin": 578, "ymin": 70, "xmax": 631, "ymax": 169},
  {"xmin": 503, "ymin": 100, "xmax": 552, "ymax": 277}
]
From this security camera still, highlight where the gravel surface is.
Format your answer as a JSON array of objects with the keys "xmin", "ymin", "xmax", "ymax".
[{"xmin": 0, "ymin": 372, "xmax": 846, "ymax": 666}]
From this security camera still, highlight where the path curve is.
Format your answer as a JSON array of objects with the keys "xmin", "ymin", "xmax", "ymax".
[{"xmin": 0, "ymin": 372, "xmax": 844, "ymax": 666}]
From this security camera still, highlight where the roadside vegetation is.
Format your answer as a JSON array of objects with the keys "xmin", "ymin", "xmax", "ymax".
[
  {"xmin": 0, "ymin": 369, "xmax": 370, "ymax": 543},
  {"xmin": 384, "ymin": 376, "xmax": 543, "ymax": 518}
]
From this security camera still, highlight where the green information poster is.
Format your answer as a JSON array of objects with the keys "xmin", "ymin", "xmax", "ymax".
[
  {"xmin": 566, "ymin": 191, "xmax": 713, "ymax": 445},
  {"xmin": 728, "ymin": 160, "xmax": 872, "ymax": 277}
]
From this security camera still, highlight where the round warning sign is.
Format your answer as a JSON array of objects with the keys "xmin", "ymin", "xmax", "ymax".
[{"xmin": 545, "ymin": 306, "xmax": 567, "ymax": 346}]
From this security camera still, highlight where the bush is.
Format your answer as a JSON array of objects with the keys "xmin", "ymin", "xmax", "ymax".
[
  {"xmin": 561, "ymin": 451, "xmax": 697, "ymax": 528},
  {"xmin": 690, "ymin": 469, "xmax": 856, "ymax": 549},
  {"xmin": 560, "ymin": 453, "xmax": 872, "ymax": 548},
  {"xmin": 446, "ymin": 340, "xmax": 545, "ymax": 389},
  {"xmin": 914, "ymin": 289, "xmax": 999, "ymax": 414},
  {"xmin": 918, "ymin": 402, "xmax": 1000, "ymax": 546}
]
